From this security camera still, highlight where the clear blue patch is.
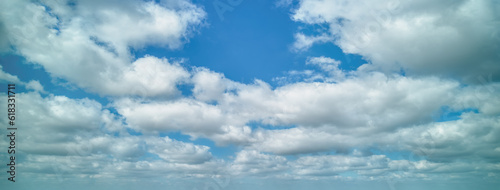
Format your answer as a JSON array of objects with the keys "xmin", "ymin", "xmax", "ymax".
[
  {"xmin": 436, "ymin": 106, "xmax": 479, "ymax": 122},
  {"xmin": 339, "ymin": 171, "xmax": 358, "ymax": 178},
  {"xmin": 139, "ymin": 152, "xmax": 163, "ymax": 161},
  {"xmin": 126, "ymin": 128, "xmax": 143, "ymax": 136},
  {"xmin": 161, "ymin": 131, "xmax": 192, "ymax": 142},
  {"xmin": 177, "ymin": 83, "xmax": 194, "ymax": 98},
  {"xmin": 246, "ymin": 120, "xmax": 296, "ymax": 130},
  {"xmin": 105, "ymin": 106, "xmax": 121, "ymax": 117},
  {"xmin": 284, "ymin": 154, "xmax": 300, "ymax": 161}
]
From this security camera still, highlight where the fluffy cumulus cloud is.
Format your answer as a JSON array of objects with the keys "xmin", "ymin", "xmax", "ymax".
[
  {"xmin": 106, "ymin": 62, "xmax": 500, "ymax": 184},
  {"xmin": 0, "ymin": 90, "xmax": 225, "ymax": 181},
  {"xmin": 0, "ymin": 0, "xmax": 204, "ymax": 97},
  {"xmin": 113, "ymin": 67, "xmax": 499, "ymax": 159},
  {"xmin": 3, "ymin": 63, "xmax": 498, "ymax": 183},
  {"xmin": 292, "ymin": 0, "xmax": 500, "ymax": 81},
  {"xmin": 114, "ymin": 97, "xmax": 229, "ymax": 135},
  {"xmin": 230, "ymin": 150, "xmax": 288, "ymax": 176}
]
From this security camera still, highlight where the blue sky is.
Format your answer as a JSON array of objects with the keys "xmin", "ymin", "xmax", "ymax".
[{"xmin": 1, "ymin": 0, "xmax": 500, "ymax": 189}]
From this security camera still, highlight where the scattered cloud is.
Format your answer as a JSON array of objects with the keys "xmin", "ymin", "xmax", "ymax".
[
  {"xmin": 0, "ymin": 0, "xmax": 204, "ymax": 97},
  {"xmin": 0, "ymin": 0, "xmax": 499, "ymax": 188},
  {"xmin": 292, "ymin": 0, "xmax": 500, "ymax": 81},
  {"xmin": 292, "ymin": 32, "xmax": 333, "ymax": 52}
]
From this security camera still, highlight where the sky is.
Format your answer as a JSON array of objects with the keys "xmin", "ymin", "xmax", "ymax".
[{"xmin": 0, "ymin": 0, "xmax": 499, "ymax": 189}]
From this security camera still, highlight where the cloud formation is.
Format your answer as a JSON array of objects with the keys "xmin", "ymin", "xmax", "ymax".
[
  {"xmin": 0, "ymin": 0, "xmax": 499, "ymax": 188},
  {"xmin": 293, "ymin": 0, "xmax": 500, "ymax": 81},
  {"xmin": 1, "ymin": 0, "xmax": 204, "ymax": 97}
]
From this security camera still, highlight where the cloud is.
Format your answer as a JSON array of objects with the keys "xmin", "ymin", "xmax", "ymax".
[
  {"xmin": 291, "ymin": 154, "xmax": 389, "ymax": 177},
  {"xmin": 146, "ymin": 137, "xmax": 213, "ymax": 164},
  {"xmin": 306, "ymin": 56, "xmax": 345, "ymax": 82},
  {"xmin": 275, "ymin": 0, "xmax": 294, "ymax": 7},
  {"xmin": 249, "ymin": 127, "xmax": 349, "ymax": 155},
  {"xmin": 0, "ymin": 91, "xmax": 131, "ymax": 157},
  {"xmin": 292, "ymin": 32, "xmax": 333, "ymax": 52},
  {"xmin": 233, "ymin": 72, "xmax": 458, "ymax": 133},
  {"xmin": 8, "ymin": 53, "xmax": 488, "ymax": 181},
  {"xmin": 227, "ymin": 149, "xmax": 500, "ymax": 181},
  {"xmin": 0, "ymin": 90, "xmax": 226, "ymax": 181},
  {"xmin": 110, "ymin": 66, "xmax": 500, "ymax": 178},
  {"xmin": 114, "ymin": 97, "xmax": 230, "ymax": 136},
  {"xmin": 292, "ymin": 0, "xmax": 500, "ymax": 81},
  {"xmin": 114, "ymin": 69, "xmax": 464, "ymax": 152},
  {"xmin": 397, "ymin": 112, "xmax": 500, "ymax": 163},
  {"xmin": 1, "ymin": 0, "xmax": 499, "ymax": 185},
  {"xmin": 20, "ymin": 154, "xmax": 225, "ymax": 181},
  {"xmin": 25, "ymin": 80, "xmax": 46, "ymax": 93},
  {"xmin": 230, "ymin": 150, "xmax": 288, "ymax": 176},
  {"xmin": 0, "ymin": 65, "xmax": 22, "ymax": 84},
  {"xmin": 0, "ymin": 66, "xmax": 46, "ymax": 93},
  {"xmin": 0, "ymin": 0, "xmax": 204, "ymax": 97},
  {"xmin": 191, "ymin": 68, "xmax": 238, "ymax": 102}
]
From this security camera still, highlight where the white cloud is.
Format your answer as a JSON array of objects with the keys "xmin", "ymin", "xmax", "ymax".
[
  {"xmin": 83, "ymin": 0, "xmax": 206, "ymax": 51},
  {"xmin": 292, "ymin": 0, "xmax": 500, "ymax": 81},
  {"xmin": 275, "ymin": 0, "xmax": 294, "ymax": 7},
  {"xmin": 238, "ymin": 73, "xmax": 458, "ymax": 133},
  {"xmin": 0, "ymin": 66, "xmax": 499, "ymax": 183},
  {"xmin": 397, "ymin": 112, "xmax": 500, "ymax": 163},
  {"xmin": 0, "ymin": 65, "xmax": 21, "ymax": 84},
  {"xmin": 0, "ymin": 67, "xmax": 46, "ymax": 93},
  {"xmin": 114, "ymin": 98, "xmax": 230, "ymax": 136},
  {"xmin": 291, "ymin": 154, "xmax": 389, "ymax": 177},
  {"xmin": 226, "ymin": 150, "xmax": 500, "ymax": 180},
  {"xmin": 114, "ymin": 69, "xmax": 466, "ymax": 154},
  {"xmin": 306, "ymin": 56, "xmax": 345, "ymax": 82},
  {"xmin": 0, "ymin": 0, "xmax": 205, "ymax": 97},
  {"xmin": 230, "ymin": 150, "xmax": 288, "ymax": 176},
  {"xmin": 0, "ymin": 92, "xmax": 131, "ymax": 157},
  {"xmin": 146, "ymin": 137, "xmax": 213, "ymax": 164},
  {"xmin": 0, "ymin": 90, "xmax": 226, "ymax": 181},
  {"xmin": 451, "ymin": 81, "xmax": 500, "ymax": 115},
  {"xmin": 25, "ymin": 80, "xmax": 46, "ymax": 93},
  {"xmin": 118, "ymin": 56, "xmax": 190, "ymax": 97},
  {"xmin": 292, "ymin": 32, "xmax": 333, "ymax": 52},
  {"xmin": 1, "ymin": 0, "xmax": 499, "ymax": 184},
  {"xmin": 191, "ymin": 68, "xmax": 237, "ymax": 102},
  {"xmin": 20, "ymin": 154, "xmax": 226, "ymax": 181},
  {"xmin": 249, "ymin": 127, "xmax": 345, "ymax": 155}
]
